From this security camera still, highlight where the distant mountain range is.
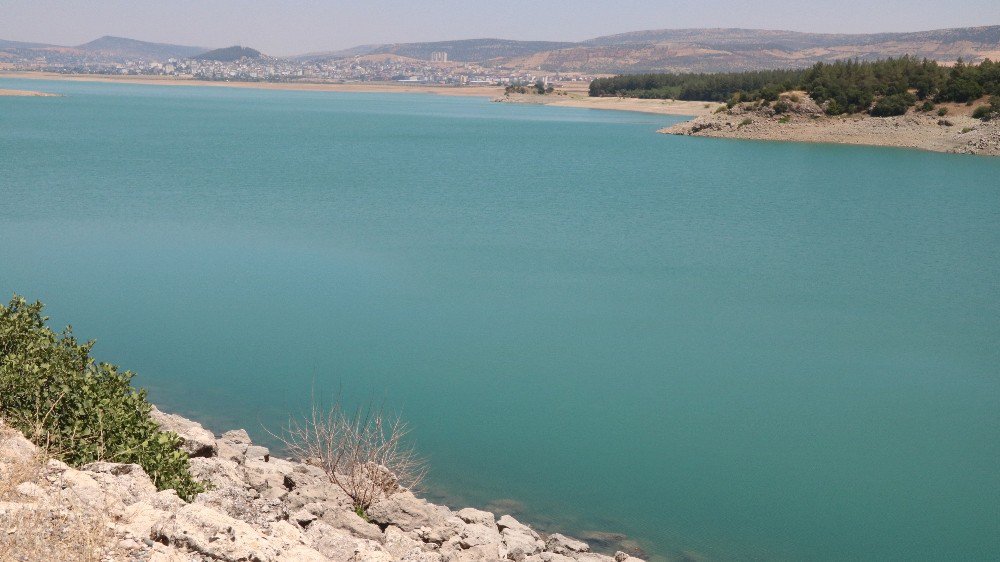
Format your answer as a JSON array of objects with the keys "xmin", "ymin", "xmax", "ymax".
[
  {"xmin": 299, "ymin": 26, "xmax": 1000, "ymax": 73},
  {"xmin": 3, "ymin": 26, "xmax": 999, "ymax": 73}
]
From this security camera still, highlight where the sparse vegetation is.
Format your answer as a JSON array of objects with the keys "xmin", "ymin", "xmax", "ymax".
[
  {"xmin": 738, "ymin": 118, "xmax": 753, "ymax": 128},
  {"xmin": 0, "ymin": 295, "xmax": 203, "ymax": 501},
  {"xmin": 276, "ymin": 398, "xmax": 426, "ymax": 517},
  {"xmin": 0, "ymin": 432, "xmax": 118, "ymax": 562}
]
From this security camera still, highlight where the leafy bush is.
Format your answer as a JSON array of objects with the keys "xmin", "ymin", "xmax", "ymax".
[
  {"xmin": 918, "ymin": 100, "xmax": 935, "ymax": 112},
  {"xmin": 773, "ymin": 100, "xmax": 791, "ymax": 114},
  {"xmin": 870, "ymin": 93, "xmax": 916, "ymax": 117},
  {"xmin": 0, "ymin": 296, "xmax": 203, "ymax": 500},
  {"xmin": 971, "ymin": 95, "xmax": 1000, "ymax": 121},
  {"xmin": 937, "ymin": 107, "xmax": 948, "ymax": 116}
]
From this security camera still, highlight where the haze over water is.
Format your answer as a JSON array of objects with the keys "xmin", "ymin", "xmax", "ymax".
[{"xmin": 1, "ymin": 78, "xmax": 998, "ymax": 561}]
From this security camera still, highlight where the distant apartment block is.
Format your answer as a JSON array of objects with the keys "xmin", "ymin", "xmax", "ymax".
[{"xmin": 430, "ymin": 51, "xmax": 448, "ymax": 62}]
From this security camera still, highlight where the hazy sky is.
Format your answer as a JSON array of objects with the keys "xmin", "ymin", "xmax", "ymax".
[{"xmin": 3, "ymin": 0, "xmax": 999, "ymax": 56}]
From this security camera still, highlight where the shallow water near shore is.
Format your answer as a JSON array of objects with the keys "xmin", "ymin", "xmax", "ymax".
[{"xmin": 2, "ymin": 77, "xmax": 999, "ymax": 561}]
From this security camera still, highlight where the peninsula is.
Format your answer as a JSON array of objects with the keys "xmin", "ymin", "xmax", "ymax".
[{"xmin": 594, "ymin": 57, "xmax": 1000, "ymax": 155}]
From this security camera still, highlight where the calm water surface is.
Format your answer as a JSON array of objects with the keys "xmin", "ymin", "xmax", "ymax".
[{"xmin": 1, "ymin": 78, "xmax": 998, "ymax": 561}]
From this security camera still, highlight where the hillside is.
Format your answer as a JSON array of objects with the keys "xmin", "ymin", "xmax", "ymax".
[
  {"xmin": 194, "ymin": 45, "xmax": 263, "ymax": 62},
  {"xmin": 512, "ymin": 26, "xmax": 1000, "ymax": 73},
  {"xmin": 77, "ymin": 35, "xmax": 206, "ymax": 60},
  {"xmin": 309, "ymin": 26, "xmax": 1000, "ymax": 73},
  {"xmin": 297, "ymin": 38, "xmax": 577, "ymax": 63}
]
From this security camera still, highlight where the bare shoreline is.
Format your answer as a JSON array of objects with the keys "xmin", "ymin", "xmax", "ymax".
[
  {"xmin": 0, "ymin": 87, "xmax": 60, "ymax": 97},
  {"xmin": 661, "ymin": 93, "xmax": 1000, "ymax": 156},
  {"xmin": 0, "ymin": 71, "xmax": 504, "ymax": 97},
  {"xmin": 494, "ymin": 91, "xmax": 720, "ymax": 116},
  {"xmin": 0, "ymin": 71, "xmax": 717, "ymax": 117}
]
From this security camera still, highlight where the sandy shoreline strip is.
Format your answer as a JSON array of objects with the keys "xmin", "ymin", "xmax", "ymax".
[
  {"xmin": 0, "ymin": 87, "xmax": 60, "ymax": 97},
  {"xmin": 0, "ymin": 71, "xmax": 717, "ymax": 117},
  {"xmin": 0, "ymin": 71, "xmax": 503, "ymax": 97}
]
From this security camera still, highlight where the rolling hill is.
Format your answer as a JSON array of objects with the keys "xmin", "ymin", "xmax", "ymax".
[
  {"xmin": 194, "ymin": 46, "xmax": 263, "ymax": 62},
  {"xmin": 302, "ymin": 25, "xmax": 1000, "ymax": 73},
  {"xmin": 76, "ymin": 36, "xmax": 207, "ymax": 60}
]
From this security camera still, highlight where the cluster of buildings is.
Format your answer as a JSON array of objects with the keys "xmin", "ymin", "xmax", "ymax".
[{"xmin": 2, "ymin": 49, "xmax": 595, "ymax": 87}]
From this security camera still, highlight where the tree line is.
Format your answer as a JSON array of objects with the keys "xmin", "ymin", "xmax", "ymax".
[{"xmin": 589, "ymin": 57, "xmax": 1000, "ymax": 117}]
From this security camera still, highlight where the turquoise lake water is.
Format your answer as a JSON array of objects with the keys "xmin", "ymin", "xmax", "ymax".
[{"xmin": 1, "ymin": 78, "xmax": 998, "ymax": 561}]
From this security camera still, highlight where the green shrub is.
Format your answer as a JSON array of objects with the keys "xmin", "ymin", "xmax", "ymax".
[
  {"xmin": 773, "ymin": 100, "xmax": 791, "ymax": 114},
  {"xmin": 918, "ymin": 100, "xmax": 935, "ymax": 112},
  {"xmin": 0, "ymin": 296, "xmax": 204, "ymax": 500},
  {"xmin": 937, "ymin": 107, "xmax": 948, "ymax": 116},
  {"xmin": 738, "ymin": 117, "xmax": 753, "ymax": 128},
  {"xmin": 972, "ymin": 95, "xmax": 1000, "ymax": 120},
  {"xmin": 870, "ymin": 92, "xmax": 916, "ymax": 117},
  {"xmin": 972, "ymin": 105, "xmax": 998, "ymax": 121}
]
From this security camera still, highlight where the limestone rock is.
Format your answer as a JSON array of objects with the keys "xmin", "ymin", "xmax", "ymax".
[
  {"xmin": 0, "ymin": 427, "xmax": 37, "ymax": 463},
  {"xmin": 546, "ymin": 533, "xmax": 590, "ymax": 554},
  {"xmin": 498, "ymin": 514, "xmax": 538, "ymax": 538},
  {"xmin": 189, "ymin": 457, "xmax": 243, "ymax": 491},
  {"xmin": 384, "ymin": 524, "xmax": 426, "ymax": 558},
  {"xmin": 292, "ymin": 508, "xmax": 319, "ymax": 527},
  {"xmin": 457, "ymin": 507, "xmax": 496, "ymax": 527},
  {"xmin": 150, "ymin": 405, "xmax": 218, "ymax": 457},
  {"xmin": 525, "ymin": 554, "xmax": 577, "ymax": 562},
  {"xmin": 218, "ymin": 428, "xmax": 253, "ymax": 463},
  {"xmin": 151, "ymin": 502, "xmax": 323, "ymax": 561},
  {"xmin": 307, "ymin": 520, "xmax": 388, "ymax": 561},
  {"xmin": 368, "ymin": 490, "xmax": 450, "ymax": 532},
  {"xmin": 319, "ymin": 507, "xmax": 386, "ymax": 541},
  {"xmin": 81, "ymin": 462, "xmax": 157, "ymax": 506}
]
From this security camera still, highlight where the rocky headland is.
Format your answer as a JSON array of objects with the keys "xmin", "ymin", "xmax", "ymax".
[
  {"xmin": 0, "ymin": 410, "xmax": 648, "ymax": 562},
  {"xmin": 661, "ymin": 93, "xmax": 1000, "ymax": 156}
]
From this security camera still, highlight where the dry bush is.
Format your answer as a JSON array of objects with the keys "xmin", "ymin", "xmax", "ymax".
[
  {"xmin": 0, "ymin": 502, "xmax": 116, "ymax": 562},
  {"xmin": 276, "ymin": 399, "xmax": 426, "ymax": 515}
]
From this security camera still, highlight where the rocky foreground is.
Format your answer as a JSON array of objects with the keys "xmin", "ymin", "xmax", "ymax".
[
  {"xmin": 662, "ymin": 94, "xmax": 1000, "ymax": 156},
  {"xmin": 0, "ymin": 411, "xmax": 646, "ymax": 562}
]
